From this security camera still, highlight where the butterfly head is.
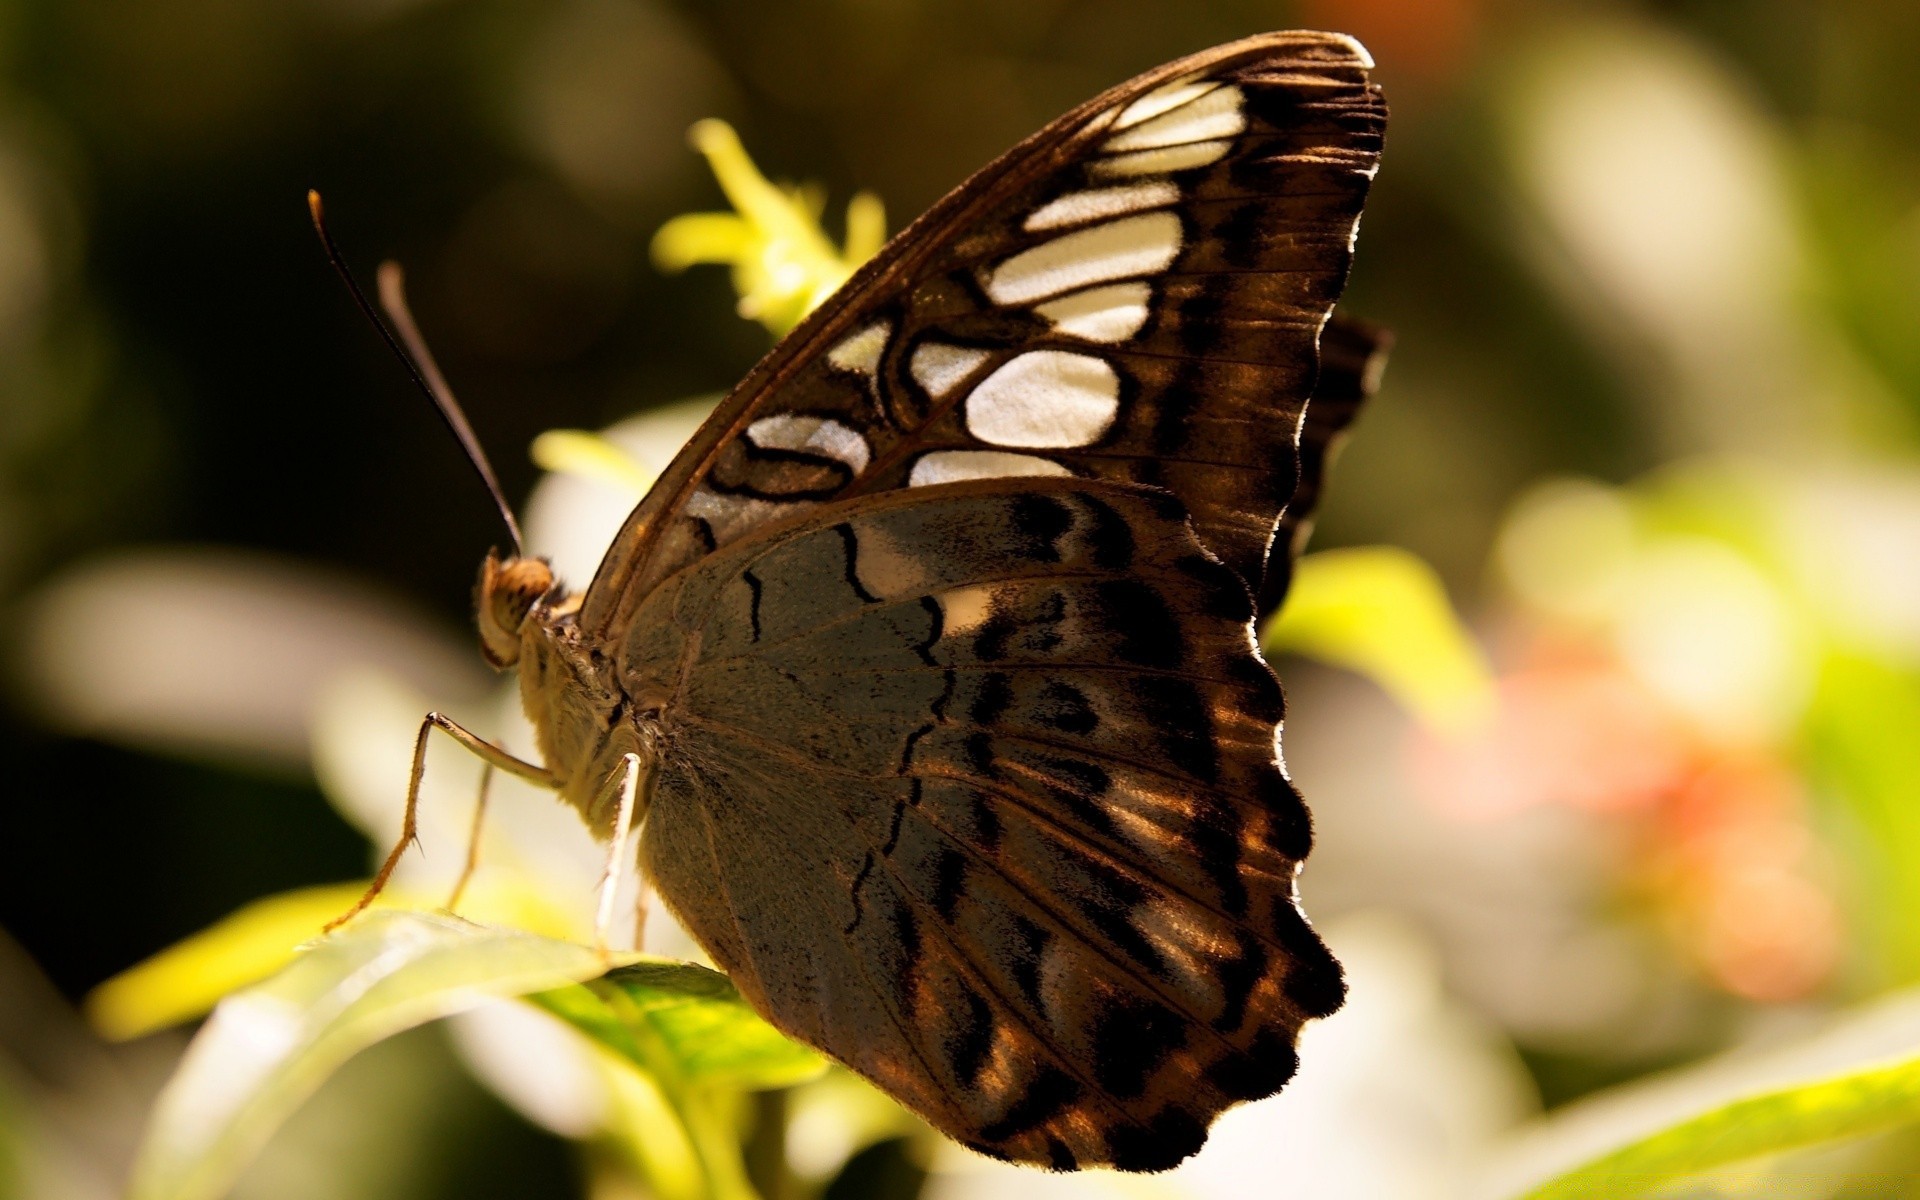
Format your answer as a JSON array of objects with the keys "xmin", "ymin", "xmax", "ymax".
[
  {"xmin": 475, "ymin": 550, "xmax": 567, "ymax": 668},
  {"xmin": 477, "ymin": 548, "xmax": 641, "ymax": 829}
]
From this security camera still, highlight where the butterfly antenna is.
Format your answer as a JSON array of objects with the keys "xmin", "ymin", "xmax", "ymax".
[{"xmin": 305, "ymin": 189, "xmax": 526, "ymax": 557}]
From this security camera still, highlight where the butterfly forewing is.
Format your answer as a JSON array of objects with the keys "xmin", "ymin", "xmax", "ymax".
[
  {"xmin": 579, "ymin": 31, "xmax": 1386, "ymax": 636},
  {"xmin": 625, "ymin": 478, "xmax": 1341, "ymax": 1170}
]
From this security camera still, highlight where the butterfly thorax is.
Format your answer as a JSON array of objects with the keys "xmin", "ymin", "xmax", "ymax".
[{"xmin": 476, "ymin": 550, "xmax": 652, "ymax": 834}]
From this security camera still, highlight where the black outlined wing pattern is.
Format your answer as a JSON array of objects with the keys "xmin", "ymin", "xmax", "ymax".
[
  {"xmin": 579, "ymin": 32, "xmax": 1386, "ymax": 637},
  {"xmin": 624, "ymin": 479, "xmax": 1343, "ymax": 1170}
]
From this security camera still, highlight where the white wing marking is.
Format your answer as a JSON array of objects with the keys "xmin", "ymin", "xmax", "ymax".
[
  {"xmin": 985, "ymin": 212, "xmax": 1181, "ymax": 306},
  {"xmin": 1090, "ymin": 139, "xmax": 1235, "ymax": 179},
  {"xmin": 685, "ymin": 488, "xmax": 807, "ymax": 542},
  {"xmin": 908, "ymin": 450, "xmax": 1072, "ymax": 487},
  {"xmin": 826, "ymin": 320, "xmax": 890, "ymax": 374},
  {"xmin": 745, "ymin": 415, "xmax": 872, "ymax": 473},
  {"xmin": 935, "ymin": 583, "xmax": 996, "ymax": 634},
  {"xmin": 1023, "ymin": 182, "xmax": 1180, "ymax": 232},
  {"xmin": 1103, "ymin": 84, "xmax": 1245, "ymax": 152},
  {"xmin": 965, "ymin": 350, "xmax": 1120, "ymax": 448},
  {"xmin": 909, "ymin": 341, "xmax": 994, "ymax": 399},
  {"xmin": 1035, "ymin": 282, "xmax": 1152, "ymax": 343},
  {"xmin": 1112, "ymin": 75, "xmax": 1217, "ymax": 129}
]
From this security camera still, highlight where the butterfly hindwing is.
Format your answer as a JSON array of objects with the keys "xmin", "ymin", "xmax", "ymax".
[
  {"xmin": 625, "ymin": 478, "xmax": 1341, "ymax": 1170},
  {"xmin": 580, "ymin": 32, "xmax": 1386, "ymax": 635},
  {"xmin": 1260, "ymin": 312, "xmax": 1391, "ymax": 617}
]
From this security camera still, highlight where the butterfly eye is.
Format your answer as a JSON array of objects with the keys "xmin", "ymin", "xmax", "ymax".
[{"xmin": 476, "ymin": 552, "xmax": 556, "ymax": 667}]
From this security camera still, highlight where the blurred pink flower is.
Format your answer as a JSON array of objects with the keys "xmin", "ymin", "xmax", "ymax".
[
  {"xmin": 1408, "ymin": 639, "xmax": 1690, "ymax": 821},
  {"xmin": 1410, "ymin": 631, "xmax": 1840, "ymax": 1001}
]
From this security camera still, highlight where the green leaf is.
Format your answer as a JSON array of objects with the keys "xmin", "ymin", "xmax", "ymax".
[
  {"xmin": 84, "ymin": 882, "xmax": 399, "ymax": 1041},
  {"xmin": 532, "ymin": 959, "xmax": 825, "ymax": 1092},
  {"xmin": 0, "ymin": 1064, "xmax": 24, "ymax": 1200},
  {"xmin": 1805, "ymin": 654, "xmax": 1920, "ymax": 983},
  {"xmin": 1481, "ymin": 989, "xmax": 1920, "ymax": 1198},
  {"xmin": 1262, "ymin": 546, "xmax": 1495, "ymax": 735},
  {"xmin": 532, "ymin": 962, "xmax": 821, "ymax": 1200},
  {"xmin": 128, "ymin": 910, "xmax": 623, "ymax": 1200}
]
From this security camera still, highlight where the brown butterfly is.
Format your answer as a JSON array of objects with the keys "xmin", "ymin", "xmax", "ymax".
[{"xmin": 320, "ymin": 30, "xmax": 1387, "ymax": 1173}]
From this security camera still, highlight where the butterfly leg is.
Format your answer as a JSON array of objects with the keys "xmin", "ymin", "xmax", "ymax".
[
  {"xmin": 631, "ymin": 874, "xmax": 652, "ymax": 954},
  {"xmin": 444, "ymin": 763, "xmax": 494, "ymax": 914},
  {"xmin": 592, "ymin": 753, "xmax": 646, "ymax": 959},
  {"xmin": 325, "ymin": 712, "xmax": 557, "ymax": 934}
]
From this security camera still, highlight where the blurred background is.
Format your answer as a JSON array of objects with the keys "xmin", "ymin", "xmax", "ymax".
[{"xmin": 2, "ymin": 0, "xmax": 1919, "ymax": 1197}]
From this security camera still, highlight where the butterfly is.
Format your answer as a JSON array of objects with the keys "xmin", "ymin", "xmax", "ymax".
[{"xmin": 335, "ymin": 29, "xmax": 1387, "ymax": 1173}]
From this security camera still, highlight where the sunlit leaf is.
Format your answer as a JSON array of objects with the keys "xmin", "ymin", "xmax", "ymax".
[
  {"xmin": 1262, "ymin": 546, "xmax": 1496, "ymax": 735},
  {"xmin": 128, "ymin": 910, "xmax": 627, "ymax": 1200},
  {"xmin": 0, "ymin": 1066, "xmax": 24, "ymax": 1200},
  {"xmin": 529, "ymin": 429, "xmax": 656, "ymax": 499},
  {"xmin": 87, "ymin": 874, "xmax": 586, "ymax": 1042},
  {"xmin": 1806, "ymin": 654, "xmax": 1920, "ymax": 982},
  {"xmin": 532, "ymin": 962, "xmax": 815, "ymax": 1200},
  {"xmin": 1480, "ymin": 989, "xmax": 1920, "ymax": 1198},
  {"xmin": 594, "ymin": 1051, "xmax": 707, "ymax": 1200},
  {"xmin": 532, "ymin": 959, "xmax": 826, "ymax": 1092},
  {"xmin": 784, "ymin": 1068, "xmax": 931, "ymax": 1182},
  {"xmin": 85, "ymin": 882, "xmax": 404, "ymax": 1041}
]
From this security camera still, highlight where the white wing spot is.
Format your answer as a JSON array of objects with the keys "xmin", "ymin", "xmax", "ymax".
[
  {"xmin": 909, "ymin": 342, "xmax": 993, "ymax": 399},
  {"xmin": 745, "ymin": 415, "xmax": 871, "ymax": 473},
  {"xmin": 1113, "ymin": 75, "xmax": 1217, "ymax": 129},
  {"xmin": 827, "ymin": 320, "xmax": 890, "ymax": 374},
  {"xmin": 986, "ymin": 212, "xmax": 1182, "ymax": 306},
  {"xmin": 1036, "ymin": 282, "xmax": 1152, "ymax": 344},
  {"xmin": 1024, "ymin": 182, "xmax": 1179, "ymax": 232},
  {"xmin": 966, "ymin": 350, "xmax": 1120, "ymax": 448},
  {"xmin": 936, "ymin": 584, "xmax": 997, "ymax": 635},
  {"xmin": 685, "ymin": 488, "xmax": 805, "ymax": 543},
  {"xmin": 1091, "ymin": 140, "xmax": 1235, "ymax": 179},
  {"xmin": 850, "ymin": 527, "xmax": 929, "ymax": 600},
  {"xmin": 908, "ymin": 449, "xmax": 1072, "ymax": 487},
  {"xmin": 1104, "ymin": 84, "xmax": 1245, "ymax": 152}
]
